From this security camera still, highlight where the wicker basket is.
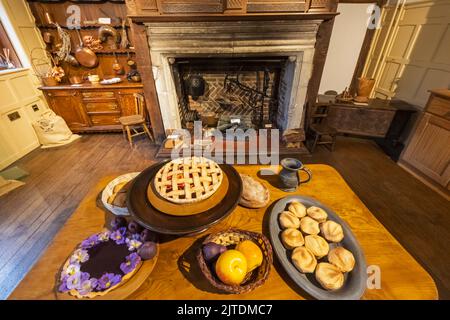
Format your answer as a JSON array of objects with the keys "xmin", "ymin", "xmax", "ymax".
[{"xmin": 196, "ymin": 228, "xmax": 273, "ymax": 294}]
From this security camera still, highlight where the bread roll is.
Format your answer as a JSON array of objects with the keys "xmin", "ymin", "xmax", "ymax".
[
  {"xmin": 320, "ymin": 220, "xmax": 344, "ymax": 242},
  {"xmin": 328, "ymin": 247, "xmax": 355, "ymax": 272},
  {"xmin": 315, "ymin": 262, "xmax": 344, "ymax": 290},
  {"xmin": 279, "ymin": 211, "xmax": 300, "ymax": 229},
  {"xmin": 304, "ymin": 235, "xmax": 329, "ymax": 258},
  {"xmin": 281, "ymin": 228, "xmax": 304, "ymax": 250},
  {"xmin": 288, "ymin": 201, "xmax": 307, "ymax": 218},
  {"xmin": 300, "ymin": 216, "xmax": 320, "ymax": 235},
  {"xmin": 307, "ymin": 206, "xmax": 328, "ymax": 222},
  {"xmin": 291, "ymin": 247, "xmax": 317, "ymax": 273}
]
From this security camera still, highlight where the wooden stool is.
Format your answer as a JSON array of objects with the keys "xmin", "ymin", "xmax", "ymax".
[
  {"xmin": 307, "ymin": 103, "xmax": 337, "ymax": 153},
  {"xmin": 119, "ymin": 93, "xmax": 154, "ymax": 146}
]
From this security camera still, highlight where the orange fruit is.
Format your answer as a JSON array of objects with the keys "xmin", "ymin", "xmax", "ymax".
[
  {"xmin": 215, "ymin": 250, "xmax": 247, "ymax": 285},
  {"xmin": 235, "ymin": 240, "xmax": 263, "ymax": 272}
]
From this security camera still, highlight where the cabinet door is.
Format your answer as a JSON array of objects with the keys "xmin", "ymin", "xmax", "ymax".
[
  {"xmin": 116, "ymin": 90, "xmax": 145, "ymax": 117},
  {"xmin": 247, "ymin": 0, "xmax": 306, "ymax": 12},
  {"xmin": 402, "ymin": 113, "xmax": 450, "ymax": 187},
  {"xmin": 45, "ymin": 91, "xmax": 90, "ymax": 130}
]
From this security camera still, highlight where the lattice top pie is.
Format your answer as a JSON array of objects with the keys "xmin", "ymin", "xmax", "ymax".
[{"xmin": 154, "ymin": 157, "xmax": 223, "ymax": 204}]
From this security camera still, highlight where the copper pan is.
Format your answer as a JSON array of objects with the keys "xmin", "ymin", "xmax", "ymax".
[{"xmin": 74, "ymin": 29, "xmax": 98, "ymax": 68}]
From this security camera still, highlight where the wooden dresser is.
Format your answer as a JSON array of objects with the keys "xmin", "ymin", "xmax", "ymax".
[
  {"xmin": 399, "ymin": 89, "xmax": 450, "ymax": 199},
  {"xmin": 40, "ymin": 83, "xmax": 145, "ymax": 133}
]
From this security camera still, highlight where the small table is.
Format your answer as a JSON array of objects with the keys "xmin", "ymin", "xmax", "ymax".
[{"xmin": 9, "ymin": 165, "xmax": 438, "ymax": 300}]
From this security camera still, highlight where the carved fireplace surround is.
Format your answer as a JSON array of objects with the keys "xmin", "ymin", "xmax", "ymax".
[{"xmin": 126, "ymin": 0, "xmax": 339, "ymax": 142}]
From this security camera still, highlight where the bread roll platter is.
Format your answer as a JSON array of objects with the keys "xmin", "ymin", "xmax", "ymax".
[
  {"xmin": 269, "ymin": 195, "xmax": 367, "ymax": 300},
  {"xmin": 127, "ymin": 157, "xmax": 242, "ymax": 235}
]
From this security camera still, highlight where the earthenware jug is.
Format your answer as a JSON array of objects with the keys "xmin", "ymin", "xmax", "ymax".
[{"xmin": 279, "ymin": 158, "xmax": 312, "ymax": 192}]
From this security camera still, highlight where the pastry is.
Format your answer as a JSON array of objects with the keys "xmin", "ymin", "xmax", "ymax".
[
  {"xmin": 300, "ymin": 216, "xmax": 320, "ymax": 235},
  {"xmin": 328, "ymin": 247, "xmax": 355, "ymax": 272},
  {"xmin": 307, "ymin": 206, "xmax": 328, "ymax": 222},
  {"xmin": 239, "ymin": 174, "xmax": 270, "ymax": 208},
  {"xmin": 304, "ymin": 235, "xmax": 329, "ymax": 258},
  {"xmin": 320, "ymin": 220, "xmax": 344, "ymax": 242},
  {"xmin": 281, "ymin": 228, "xmax": 304, "ymax": 249},
  {"xmin": 288, "ymin": 201, "xmax": 307, "ymax": 218},
  {"xmin": 279, "ymin": 211, "xmax": 300, "ymax": 229},
  {"xmin": 107, "ymin": 180, "xmax": 133, "ymax": 207},
  {"xmin": 315, "ymin": 262, "xmax": 344, "ymax": 290},
  {"xmin": 58, "ymin": 220, "xmax": 156, "ymax": 299},
  {"xmin": 291, "ymin": 246, "xmax": 317, "ymax": 273},
  {"xmin": 154, "ymin": 156, "xmax": 223, "ymax": 204}
]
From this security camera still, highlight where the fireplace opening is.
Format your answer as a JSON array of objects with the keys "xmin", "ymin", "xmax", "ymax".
[{"xmin": 170, "ymin": 56, "xmax": 294, "ymax": 133}]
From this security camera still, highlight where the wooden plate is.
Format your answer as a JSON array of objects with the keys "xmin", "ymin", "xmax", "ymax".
[
  {"xmin": 269, "ymin": 195, "xmax": 367, "ymax": 300},
  {"xmin": 147, "ymin": 173, "xmax": 229, "ymax": 216},
  {"xmin": 127, "ymin": 161, "xmax": 242, "ymax": 235},
  {"xmin": 55, "ymin": 244, "xmax": 159, "ymax": 300}
]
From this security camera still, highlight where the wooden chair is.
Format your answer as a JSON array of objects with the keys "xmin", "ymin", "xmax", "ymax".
[
  {"xmin": 119, "ymin": 93, "xmax": 154, "ymax": 146},
  {"xmin": 307, "ymin": 103, "xmax": 337, "ymax": 153}
]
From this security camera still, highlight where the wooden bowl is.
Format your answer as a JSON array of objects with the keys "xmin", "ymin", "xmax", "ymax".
[{"xmin": 197, "ymin": 228, "xmax": 273, "ymax": 294}]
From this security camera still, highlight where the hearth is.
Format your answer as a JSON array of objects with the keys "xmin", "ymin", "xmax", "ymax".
[
  {"xmin": 170, "ymin": 57, "xmax": 291, "ymax": 131},
  {"xmin": 145, "ymin": 19, "xmax": 321, "ymax": 135}
]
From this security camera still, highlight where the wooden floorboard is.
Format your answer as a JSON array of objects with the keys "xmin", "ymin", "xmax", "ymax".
[{"xmin": 0, "ymin": 134, "xmax": 448, "ymax": 300}]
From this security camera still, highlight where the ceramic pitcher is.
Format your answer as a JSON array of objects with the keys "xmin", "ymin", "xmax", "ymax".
[{"xmin": 279, "ymin": 158, "xmax": 312, "ymax": 192}]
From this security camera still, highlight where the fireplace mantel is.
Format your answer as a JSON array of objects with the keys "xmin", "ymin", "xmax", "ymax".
[{"xmin": 126, "ymin": 0, "xmax": 339, "ymax": 142}]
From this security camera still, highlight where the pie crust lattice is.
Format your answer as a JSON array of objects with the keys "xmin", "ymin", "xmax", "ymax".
[{"xmin": 154, "ymin": 157, "xmax": 223, "ymax": 204}]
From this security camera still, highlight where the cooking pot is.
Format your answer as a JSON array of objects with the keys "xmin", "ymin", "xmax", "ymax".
[{"xmin": 187, "ymin": 75, "xmax": 205, "ymax": 100}]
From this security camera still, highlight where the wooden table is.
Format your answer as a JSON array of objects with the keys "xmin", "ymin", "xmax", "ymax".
[{"xmin": 9, "ymin": 165, "xmax": 438, "ymax": 300}]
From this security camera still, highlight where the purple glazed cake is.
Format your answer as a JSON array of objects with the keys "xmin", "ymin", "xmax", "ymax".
[{"xmin": 58, "ymin": 217, "xmax": 157, "ymax": 298}]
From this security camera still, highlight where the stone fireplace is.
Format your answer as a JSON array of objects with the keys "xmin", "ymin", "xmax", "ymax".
[{"xmin": 145, "ymin": 19, "xmax": 322, "ymax": 133}]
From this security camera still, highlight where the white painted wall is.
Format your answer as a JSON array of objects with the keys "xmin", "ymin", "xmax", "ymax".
[{"xmin": 319, "ymin": 3, "xmax": 374, "ymax": 94}]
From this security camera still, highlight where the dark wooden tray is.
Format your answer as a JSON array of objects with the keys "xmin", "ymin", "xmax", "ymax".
[{"xmin": 127, "ymin": 161, "xmax": 242, "ymax": 235}]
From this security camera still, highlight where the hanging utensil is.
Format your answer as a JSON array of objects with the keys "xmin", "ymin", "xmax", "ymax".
[
  {"xmin": 120, "ymin": 18, "xmax": 129, "ymax": 49},
  {"xmin": 54, "ymin": 23, "xmax": 71, "ymax": 64},
  {"xmin": 112, "ymin": 52, "xmax": 125, "ymax": 75},
  {"xmin": 126, "ymin": 52, "xmax": 136, "ymax": 68},
  {"xmin": 65, "ymin": 54, "xmax": 80, "ymax": 67},
  {"xmin": 74, "ymin": 28, "xmax": 98, "ymax": 68}
]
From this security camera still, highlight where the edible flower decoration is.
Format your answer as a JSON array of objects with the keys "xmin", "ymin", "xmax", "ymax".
[
  {"xmin": 110, "ymin": 227, "xmax": 127, "ymax": 245},
  {"xmin": 126, "ymin": 238, "xmax": 142, "ymax": 251},
  {"xmin": 98, "ymin": 273, "xmax": 122, "ymax": 290},
  {"xmin": 78, "ymin": 278, "xmax": 98, "ymax": 296},
  {"xmin": 98, "ymin": 230, "xmax": 111, "ymax": 242},
  {"xmin": 66, "ymin": 272, "xmax": 90, "ymax": 291},
  {"xmin": 70, "ymin": 249, "xmax": 89, "ymax": 264},
  {"xmin": 81, "ymin": 234, "xmax": 99, "ymax": 249},
  {"xmin": 120, "ymin": 253, "xmax": 141, "ymax": 274},
  {"xmin": 61, "ymin": 264, "xmax": 80, "ymax": 280}
]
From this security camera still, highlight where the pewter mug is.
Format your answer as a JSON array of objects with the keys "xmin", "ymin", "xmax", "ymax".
[{"xmin": 279, "ymin": 158, "xmax": 312, "ymax": 192}]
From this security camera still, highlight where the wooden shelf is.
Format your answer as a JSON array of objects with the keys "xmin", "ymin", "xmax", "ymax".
[
  {"xmin": 37, "ymin": 24, "xmax": 129, "ymax": 29},
  {"xmin": 49, "ymin": 49, "xmax": 135, "ymax": 55}
]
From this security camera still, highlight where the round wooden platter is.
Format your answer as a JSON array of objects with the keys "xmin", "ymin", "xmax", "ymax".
[
  {"xmin": 147, "ymin": 173, "xmax": 229, "ymax": 216},
  {"xmin": 55, "ymin": 244, "xmax": 159, "ymax": 300}
]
